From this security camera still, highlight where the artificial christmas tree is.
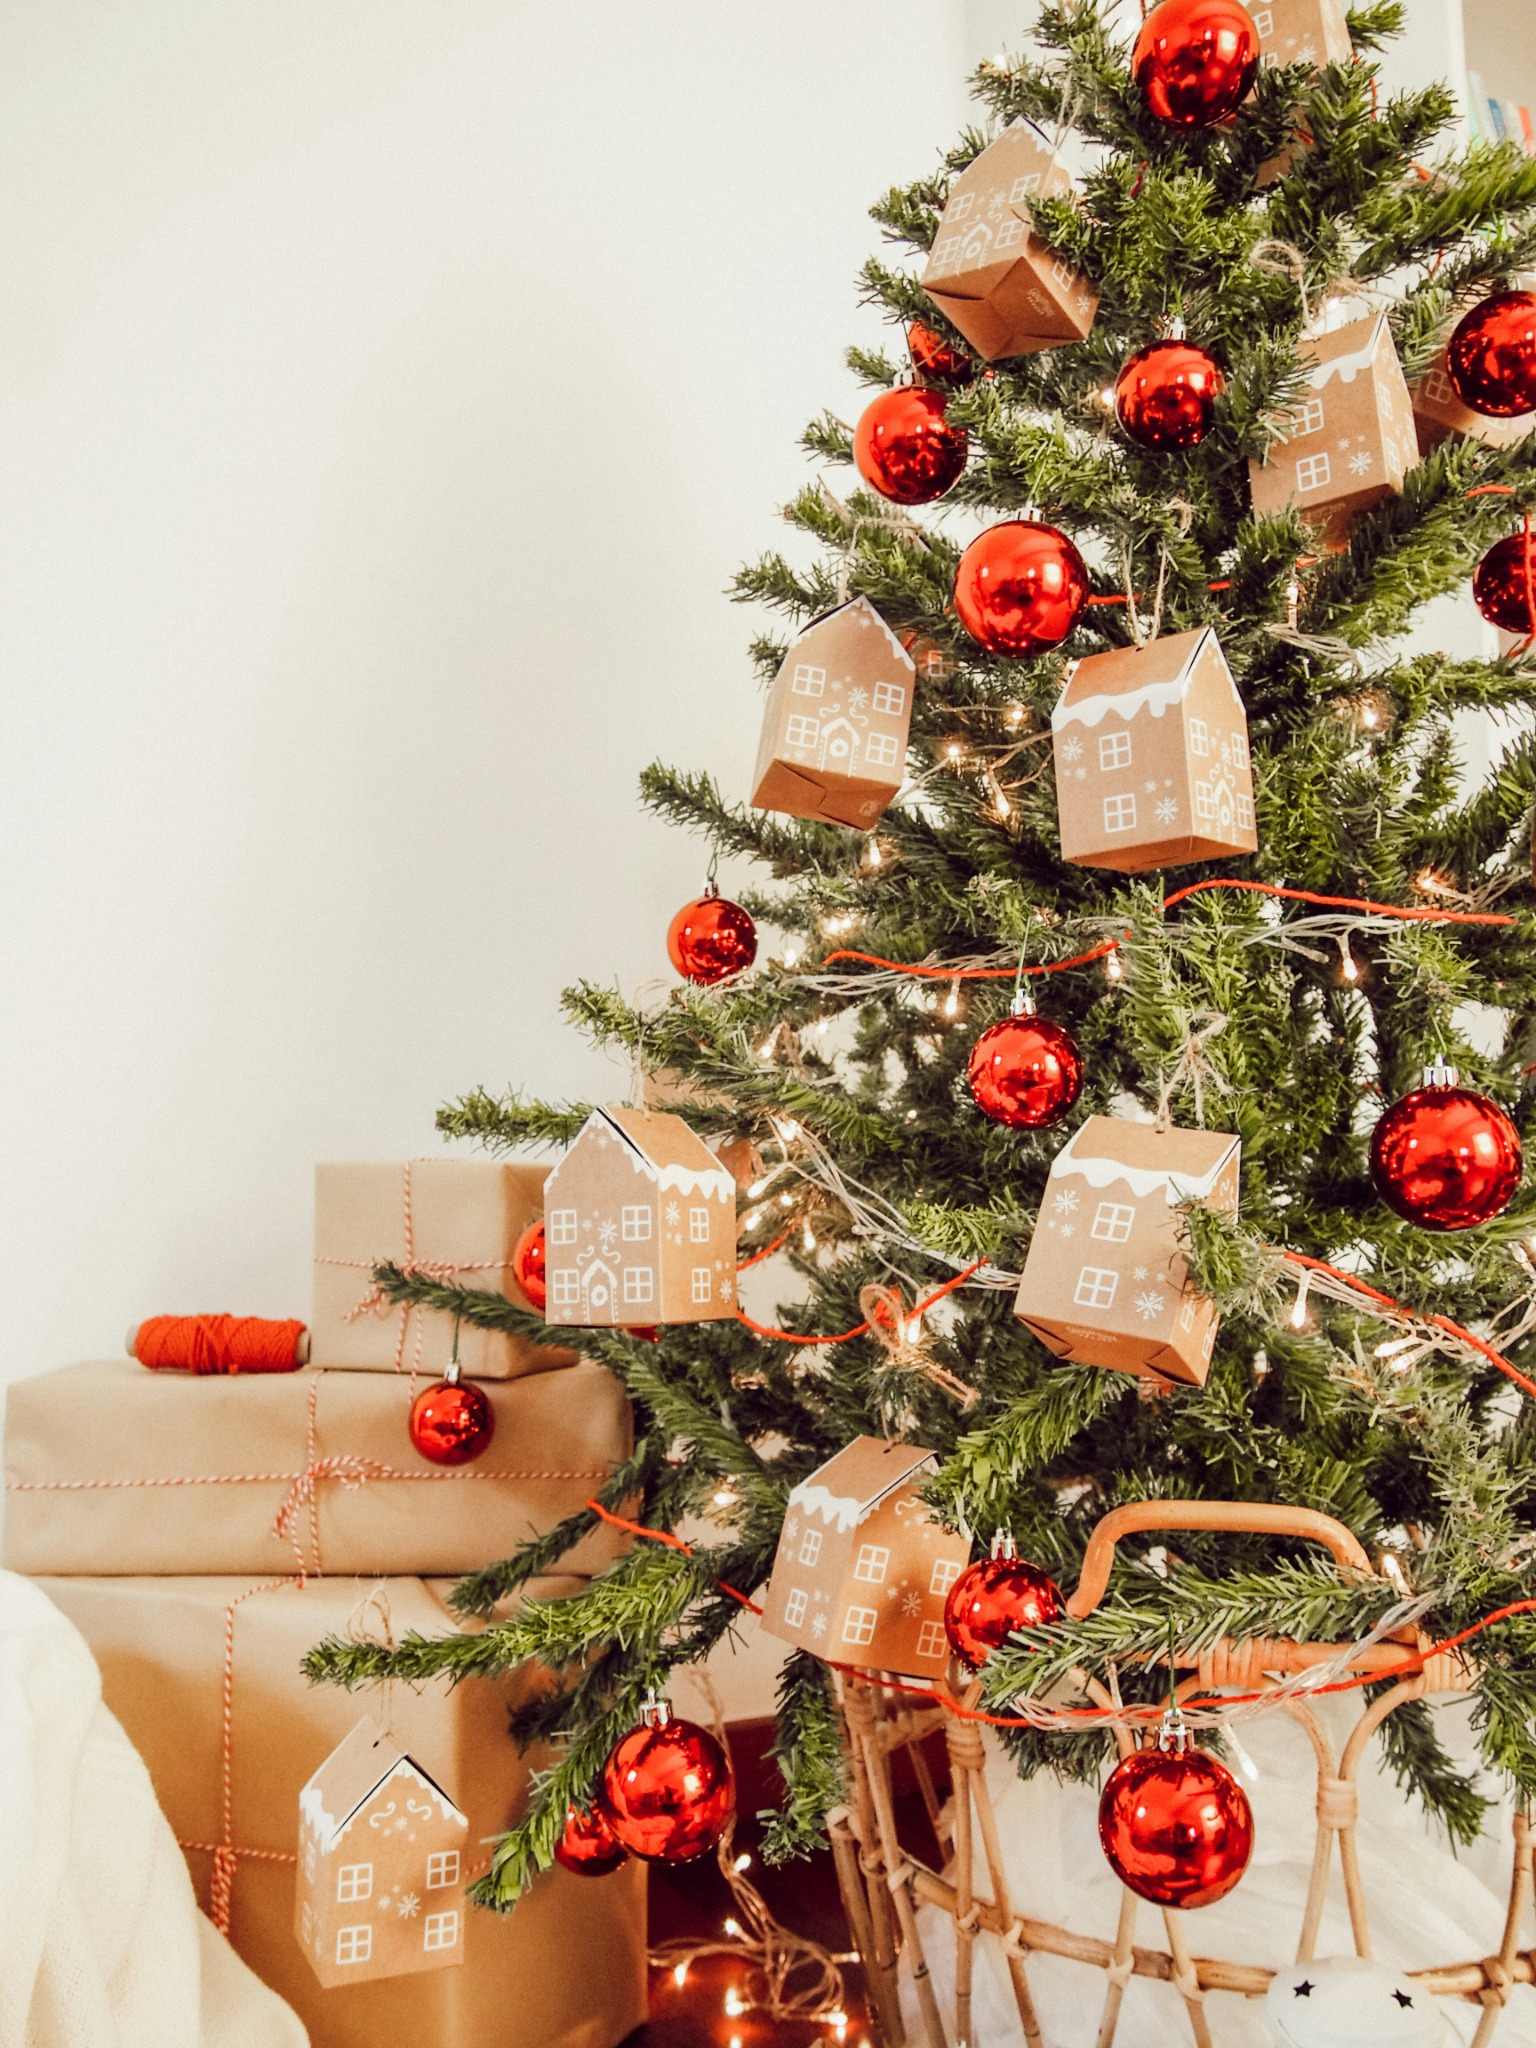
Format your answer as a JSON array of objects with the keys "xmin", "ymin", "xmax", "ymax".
[{"xmin": 305, "ymin": 5, "xmax": 1536, "ymax": 2040}]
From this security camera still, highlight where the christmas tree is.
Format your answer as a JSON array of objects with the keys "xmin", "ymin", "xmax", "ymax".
[{"xmin": 309, "ymin": 0, "xmax": 1536, "ymax": 1936}]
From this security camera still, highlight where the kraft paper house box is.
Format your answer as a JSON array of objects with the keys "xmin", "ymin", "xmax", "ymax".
[
  {"xmin": 313, "ymin": 1158, "xmax": 577, "ymax": 1380},
  {"xmin": 297, "ymin": 1717, "xmax": 469, "ymax": 1988},
  {"xmin": 758, "ymin": 1437, "xmax": 970, "ymax": 1679},
  {"xmin": 1412, "ymin": 349, "xmax": 1536, "ymax": 454},
  {"xmin": 1252, "ymin": 0, "xmax": 1352, "ymax": 67},
  {"xmin": 922, "ymin": 124, "xmax": 1098, "ymax": 362},
  {"xmin": 750, "ymin": 598, "xmax": 915, "ymax": 831},
  {"xmin": 1052, "ymin": 627, "xmax": 1258, "ymax": 873},
  {"xmin": 37, "ymin": 1572, "xmax": 647, "ymax": 2048},
  {"xmin": 1014, "ymin": 1117, "xmax": 1241, "ymax": 1386},
  {"xmin": 1249, "ymin": 315, "xmax": 1419, "ymax": 544},
  {"xmin": 542, "ymin": 1105, "xmax": 737, "ymax": 1327}
]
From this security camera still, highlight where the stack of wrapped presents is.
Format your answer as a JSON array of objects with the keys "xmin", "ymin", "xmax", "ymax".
[{"xmin": 3, "ymin": 1158, "xmax": 646, "ymax": 2048}]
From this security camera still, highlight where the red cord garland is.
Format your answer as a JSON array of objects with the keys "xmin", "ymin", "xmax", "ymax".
[{"xmin": 735, "ymin": 1260, "xmax": 983, "ymax": 1346}]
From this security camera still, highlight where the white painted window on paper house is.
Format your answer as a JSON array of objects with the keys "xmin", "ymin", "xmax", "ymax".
[
  {"xmin": 1252, "ymin": 6, "xmax": 1273, "ymax": 32},
  {"xmin": 784, "ymin": 1587, "xmax": 808, "ymax": 1627},
  {"xmin": 303, "ymin": 1837, "xmax": 316, "ymax": 1880},
  {"xmin": 691, "ymin": 1267, "xmax": 712, "ymax": 1304},
  {"xmin": 995, "ymin": 217, "xmax": 1026, "ymax": 250},
  {"xmin": 791, "ymin": 664, "xmax": 826, "ymax": 697},
  {"xmin": 550, "ymin": 1271, "xmax": 579, "ymax": 1309},
  {"xmin": 1237, "ymin": 793, "xmax": 1254, "ymax": 829},
  {"xmin": 336, "ymin": 1927, "xmax": 373, "ymax": 1967},
  {"xmin": 1091, "ymin": 1202, "xmax": 1135, "ymax": 1243},
  {"xmin": 872, "ymin": 681, "xmax": 906, "ymax": 715},
  {"xmin": 621, "ymin": 1206, "xmax": 651, "ymax": 1241},
  {"xmin": 1425, "ymin": 367, "xmax": 1453, "ymax": 403},
  {"xmin": 689, "ymin": 1207, "xmax": 710, "ymax": 1242},
  {"xmin": 300, "ymin": 1902, "xmax": 316, "ymax": 1948},
  {"xmin": 426, "ymin": 1851, "xmax": 460, "ymax": 1890},
  {"xmin": 854, "ymin": 1544, "xmax": 890, "ymax": 1584},
  {"xmin": 1231, "ymin": 732, "xmax": 1250, "ymax": 769},
  {"xmin": 842, "ymin": 1606, "xmax": 878, "ymax": 1647},
  {"xmin": 1195, "ymin": 781, "xmax": 1218, "ymax": 822},
  {"xmin": 1181, "ymin": 1294, "xmax": 1198, "ymax": 1330},
  {"xmin": 785, "ymin": 714, "xmax": 820, "ymax": 749},
  {"xmin": 1103, "ymin": 793, "xmax": 1137, "ymax": 833},
  {"xmin": 930, "ymin": 1557, "xmax": 962, "ymax": 1596},
  {"xmin": 1098, "ymin": 730, "xmax": 1131, "ymax": 771},
  {"xmin": 623, "ymin": 1268, "xmax": 654, "ymax": 1305},
  {"xmin": 337, "ymin": 1864, "xmax": 372, "ymax": 1904},
  {"xmin": 1074, "ymin": 1266, "xmax": 1120, "ymax": 1310},
  {"xmin": 1295, "ymin": 397, "xmax": 1325, "ymax": 436},
  {"xmin": 1296, "ymin": 452, "xmax": 1332, "ymax": 492},
  {"xmin": 547, "ymin": 1209, "xmax": 577, "ymax": 1246},
  {"xmin": 423, "ymin": 1911, "xmax": 460, "ymax": 1953},
  {"xmin": 798, "ymin": 1529, "xmax": 822, "ymax": 1567},
  {"xmin": 915, "ymin": 1620, "xmax": 947, "ymax": 1661},
  {"xmin": 1008, "ymin": 173, "xmax": 1042, "ymax": 201},
  {"xmin": 864, "ymin": 732, "xmax": 900, "ymax": 769},
  {"xmin": 1188, "ymin": 717, "xmax": 1210, "ymax": 757}
]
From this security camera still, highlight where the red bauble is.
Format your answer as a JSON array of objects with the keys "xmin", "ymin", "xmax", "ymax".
[
  {"xmin": 1099, "ymin": 1739, "xmax": 1254, "ymax": 1908},
  {"xmin": 408, "ymin": 1372, "xmax": 495, "ymax": 1465},
  {"xmin": 667, "ymin": 891, "xmax": 757, "ymax": 985},
  {"xmin": 553, "ymin": 1803, "xmax": 628, "ymax": 1877},
  {"xmin": 513, "ymin": 1219, "xmax": 547, "ymax": 1312},
  {"xmin": 1115, "ymin": 340, "xmax": 1225, "ymax": 451},
  {"xmin": 953, "ymin": 520, "xmax": 1089, "ymax": 658},
  {"xmin": 625, "ymin": 1326, "xmax": 661, "ymax": 1342},
  {"xmin": 600, "ymin": 1707, "xmax": 734, "ymax": 1863},
  {"xmin": 1474, "ymin": 530, "xmax": 1536, "ymax": 636},
  {"xmin": 944, "ymin": 1544, "xmax": 1064, "ymax": 1671},
  {"xmin": 1369, "ymin": 1064, "xmax": 1522, "ymax": 1232},
  {"xmin": 1133, "ymin": 0, "xmax": 1260, "ymax": 128},
  {"xmin": 1447, "ymin": 291, "xmax": 1536, "ymax": 418},
  {"xmin": 853, "ymin": 385, "xmax": 969, "ymax": 505},
  {"xmin": 967, "ymin": 1014, "xmax": 1084, "ymax": 1129},
  {"xmin": 908, "ymin": 319, "xmax": 975, "ymax": 389}
]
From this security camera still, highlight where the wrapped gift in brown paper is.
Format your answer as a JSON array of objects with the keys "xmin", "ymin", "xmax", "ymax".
[
  {"xmin": 1412, "ymin": 348, "xmax": 1536, "ymax": 454},
  {"xmin": 1014, "ymin": 1117, "xmax": 1241, "ymax": 1386},
  {"xmin": 313, "ymin": 1158, "xmax": 576, "ymax": 1379},
  {"xmin": 758, "ymin": 1437, "xmax": 969, "ymax": 1679},
  {"xmin": 36, "ymin": 1571, "xmax": 647, "ymax": 2048},
  {"xmin": 4, "ymin": 1358, "xmax": 631, "ymax": 1578},
  {"xmin": 922, "ymin": 125, "xmax": 1097, "ymax": 361}
]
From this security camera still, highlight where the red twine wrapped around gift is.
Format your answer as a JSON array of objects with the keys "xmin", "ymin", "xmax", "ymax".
[{"xmin": 133, "ymin": 1315, "xmax": 308, "ymax": 1375}]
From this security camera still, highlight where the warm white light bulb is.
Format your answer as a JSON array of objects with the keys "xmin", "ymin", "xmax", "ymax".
[
  {"xmin": 943, "ymin": 977, "xmax": 962, "ymax": 1019},
  {"xmin": 1106, "ymin": 950, "xmax": 1124, "ymax": 983}
]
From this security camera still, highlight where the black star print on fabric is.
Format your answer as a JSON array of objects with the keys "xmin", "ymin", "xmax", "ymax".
[
  {"xmin": 1393, "ymin": 1990, "xmax": 1414, "ymax": 2008},
  {"xmin": 1293, "ymin": 1981, "xmax": 1314, "ymax": 1997}
]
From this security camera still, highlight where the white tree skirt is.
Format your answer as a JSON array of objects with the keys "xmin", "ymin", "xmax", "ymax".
[{"xmin": 902, "ymin": 1695, "xmax": 1536, "ymax": 2048}]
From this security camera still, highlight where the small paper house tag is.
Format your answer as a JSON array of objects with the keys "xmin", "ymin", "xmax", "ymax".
[
  {"xmin": 758, "ymin": 1437, "xmax": 971, "ymax": 1678},
  {"xmin": 542, "ymin": 1107, "xmax": 737, "ymax": 1326},
  {"xmin": 1014, "ymin": 1118, "xmax": 1240, "ymax": 1386},
  {"xmin": 1249, "ymin": 316, "xmax": 1418, "ymax": 545},
  {"xmin": 750, "ymin": 598, "xmax": 915, "ymax": 832},
  {"xmin": 1252, "ymin": 0, "xmax": 1352, "ymax": 68},
  {"xmin": 1052, "ymin": 628, "xmax": 1258, "ymax": 873},
  {"xmin": 922, "ymin": 126, "xmax": 1098, "ymax": 362},
  {"xmin": 296, "ymin": 1717, "xmax": 468, "ymax": 1989},
  {"xmin": 1412, "ymin": 349, "xmax": 1535, "ymax": 455}
]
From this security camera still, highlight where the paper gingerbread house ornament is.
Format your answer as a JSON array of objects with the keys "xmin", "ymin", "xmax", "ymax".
[
  {"xmin": 750, "ymin": 598, "xmax": 915, "ymax": 831},
  {"xmin": 1412, "ymin": 349, "xmax": 1536, "ymax": 455},
  {"xmin": 1052, "ymin": 628, "xmax": 1258, "ymax": 873},
  {"xmin": 1252, "ymin": 0, "xmax": 1352, "ymax": 68},
  {"xmin": 296, "ymin": 1717, "xmax": 468, "ymax": 1988},
  {"xmin": 1014, "ymin": 1118, "xmax": 1241, "ymax": 1386},
  {"xmin": 542, "ymin": 1106, "xmax": 737, "ymax": 1326},
  {"xmin": 922, "ymin": 125, "xmax": 1098, "ymax": 362},
  {"xmin": 758, "ymin": 1437, "xmax": 971, "ymax": 1679},
  {"xmin": 1249, "ymin": 316, "xmax": 1419, "ymax": 545}
]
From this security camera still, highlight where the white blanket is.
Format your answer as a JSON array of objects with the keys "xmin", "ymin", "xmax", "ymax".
[{"xmin": 0, "ymin": 1570, "xmax": 306, "ymax": 2048}]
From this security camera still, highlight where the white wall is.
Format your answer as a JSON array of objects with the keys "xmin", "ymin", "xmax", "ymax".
[{"xmin": 0, "ymin": 2, "xmax": 969, "ymax": 1403}]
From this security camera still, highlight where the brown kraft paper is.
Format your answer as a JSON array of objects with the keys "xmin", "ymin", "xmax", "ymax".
[
  {"xmin": 35, "ymin": 1572, "xmax": 648, "ymax": 2048},
  {"xmin": 4, "ymin": 1358, "xmax": 631, "ymax": 1579}
]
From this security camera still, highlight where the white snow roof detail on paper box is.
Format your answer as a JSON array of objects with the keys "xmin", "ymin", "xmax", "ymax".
[
  {"xmin": 838, "ymin": 595, "xmax": 915, "ymax": 668},
  {"xmin": 1052, "ymin": 671, "xmax": 1193, "ymax": 733},
  {"xmin": 787, "ymin": 1480, "xmax": 875, "ymax": 1533},
  {"xmin": 1050, "ymin": 1125, "xmax": 1234, "ymax": 1205},
  {"xmin": 1308, "ymin": 320, "xmax": 1384, "ymax": 391},
  {"xmin": 300, "ymin": 1758, "xmax": 464, "ymax": 1851},
  {"xmin": 612, "ymin": 1142, "xmax": 735, "ymax": 1201}
]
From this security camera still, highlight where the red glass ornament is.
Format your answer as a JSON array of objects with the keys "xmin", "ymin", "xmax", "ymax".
[
  {"xmin": 944, "ymin": 1537, "xmax": 1064, "ymax": 1671},
  {"xmin": 600, "ymin": 1703, "xmax": 734, "ymax": 1863},
  {"xmin": 908, "ymin": 319, "xmax": 975, "ymax": 389},
  {"xmin": 408, "ymin": 1369, "xmax": 494, "ymax": 1466},
  {"xmin": 1447, "ymin": 291, "xmax": 1536, "ymax": 418},
  {"xmin": 853, "ymin": 385, "xmax": 968, "ymax": 505},
  {"xmin": 625, "ymin": 1326, "xmax": 661, "ymax": 1342},
  {"xmin": 1099, "ymin": 1727, "xmax": 1254, "ymax": 1908},
  {"xmin": 1474, "ymin": 529, "xmax": 1536, "ymax": 636},
  {"xmin": 1115, "ymin": 340, "xmax": 1225, "ymax": 451},
  {"xmin": 1132, "ymin": 0, "xmax": 1260, "ymax": 128},
  {"xmin": 553, "ymin": 1802, "xmax": 628, "ymax": 1877},
  {"xmin": 967, "ymin": 1012, "xmax": 1084, "ymax": 1129},
  {"xmin": 667, "ymin": 890, "xmax": 757, "ymax": 985},
  {"xmin": 953, "ymin": 520, "xmax": 1089, "ymax": 658},
  {"xmin": 513, "ymin": 1219, "xmax": 547, "ymax": 1312},
  {"xmin": 1369, "ymin": 1063, "xmax": 1521, "ymax": 1232}
]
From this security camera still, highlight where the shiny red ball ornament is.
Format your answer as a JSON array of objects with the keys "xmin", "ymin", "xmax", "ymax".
[
  {"xmin": 853, "ymin": 384, "xmax": 969, "ymax": 505},
  {"xmin": 967, "ymin": 1011, "xmax": 1084, "ymax": 1129},
  {"xmin": 513, "ymin": 1219, "xmax": 547, "ymax": 1312},
  {"xmin": 600, "ymin": 1701, "xmax": 735, "ymax": 1863},
  {"xmin": 1447, "ymin": 291, "xmax": 1536, "ymax": 418},
  {"xmin": 667, "ymin": 890, "xmax": 757, "ymax": 985},
  {"xmin": 1132, "ymin": 0, "xmax": 1260, "ymax": 128},
  {"xmin": 908, "ymin": 319, "xmax": 975, "ymax": 389},
  {"xmin": 953, "ymin": 519, "xmax": 1089, "ymax": 658},
  {"xmin": 408, "ymin": 1368, "xmax": 495, "ymax": 1466},
  {"xmin": 1115, "ymin": 340, "xmax": 1226, "ymax": 451},
  {"xmin": 1369, "ymin": 1061, "xmax": 1522, "ymax": 1232},
  {"xmin": 1099, "ymin": 1720, "xmax": 1254, "ymax": 1909},
  {"xmin": 1474, "ymin": 530, "xmax": 1536, "ymax": 636},
  {"xmin": 944, "ymin": 1536, "xmax": 1064, "ymax": 1671},
  {"xmin": 553, "ymin": 1803, "xmax": 628, "ymax": 1877}
]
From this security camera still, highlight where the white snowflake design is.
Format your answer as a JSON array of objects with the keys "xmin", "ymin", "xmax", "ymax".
[
  {"xmin": 718, "ymin": 1275, "xmax": 733, "ymax": 1300},
  {"xmin": 1075, "ymin": 767, "xmax": 1087, "ymax": 781},
  {"xmin": 397, "ymin": 1894, "xmax": 421, "ymax": 1919},
  {"xmin": 599, "ymin": 1219, "xmax": 617, "ymax": 1250},
  {"xmin": 1059, "ymin": 1225, "xmax": 1075, "ymax": 1240},
  {"xmin": 1059, "ymin": 735, "xmax": 1084, "ymax": 763},
  {"xmin": 665, "ymin": 1201, "xmax": 680, "ymax": 1225},
  {"xmin": 901, "ymin": 1591, "xmax": 923, "ymax": 1616},
  {"xmin": 783, "ymin": 1516, "xmax": 799, "ymax": 1544},
  {"xmin": 1349, "ymin": 449, "xmax": 1376, "ymax": 475},
  {"xmin": 1155, "ymin": 798, "xmax": 1180, "ymax": 824},
  {"xmin": 1132, "ymin": 1267, "xmax": 1149, "ymax": 1282},
  {"xmin": 811, "ymin": 1612, "xmax": 827, "ymax": 1638},
  {"xmin": 1134, "ymin": 1290, "xmax": 1168, "ymax": 1323},
  {"xmin": 1144, "ymin": 779, "xmax": 1159, "ymax": 794},
  {"xmin": 1052, "ymin": 1188, "xmax": 1079, "ymax": 1216},
  {"xmin": 848, "ymin": 684, "xmax": 869, "ymax": 710}
]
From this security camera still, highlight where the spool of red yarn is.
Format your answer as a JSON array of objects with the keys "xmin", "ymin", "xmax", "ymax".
[{"xmin": 128, "ymin": 1315, "xmax": 309, "ymax": 1374}]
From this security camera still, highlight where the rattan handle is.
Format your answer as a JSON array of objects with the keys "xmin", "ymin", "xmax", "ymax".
[{"xmin": 1065, "ymin": 1500, "xmax": 1374, "ymax": 1620}]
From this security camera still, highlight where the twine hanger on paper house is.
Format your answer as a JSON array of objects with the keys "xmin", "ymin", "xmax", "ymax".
[{"xmin": 1152, "ymin": 1010, "xmax": 1233, "ymax": 1131}]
